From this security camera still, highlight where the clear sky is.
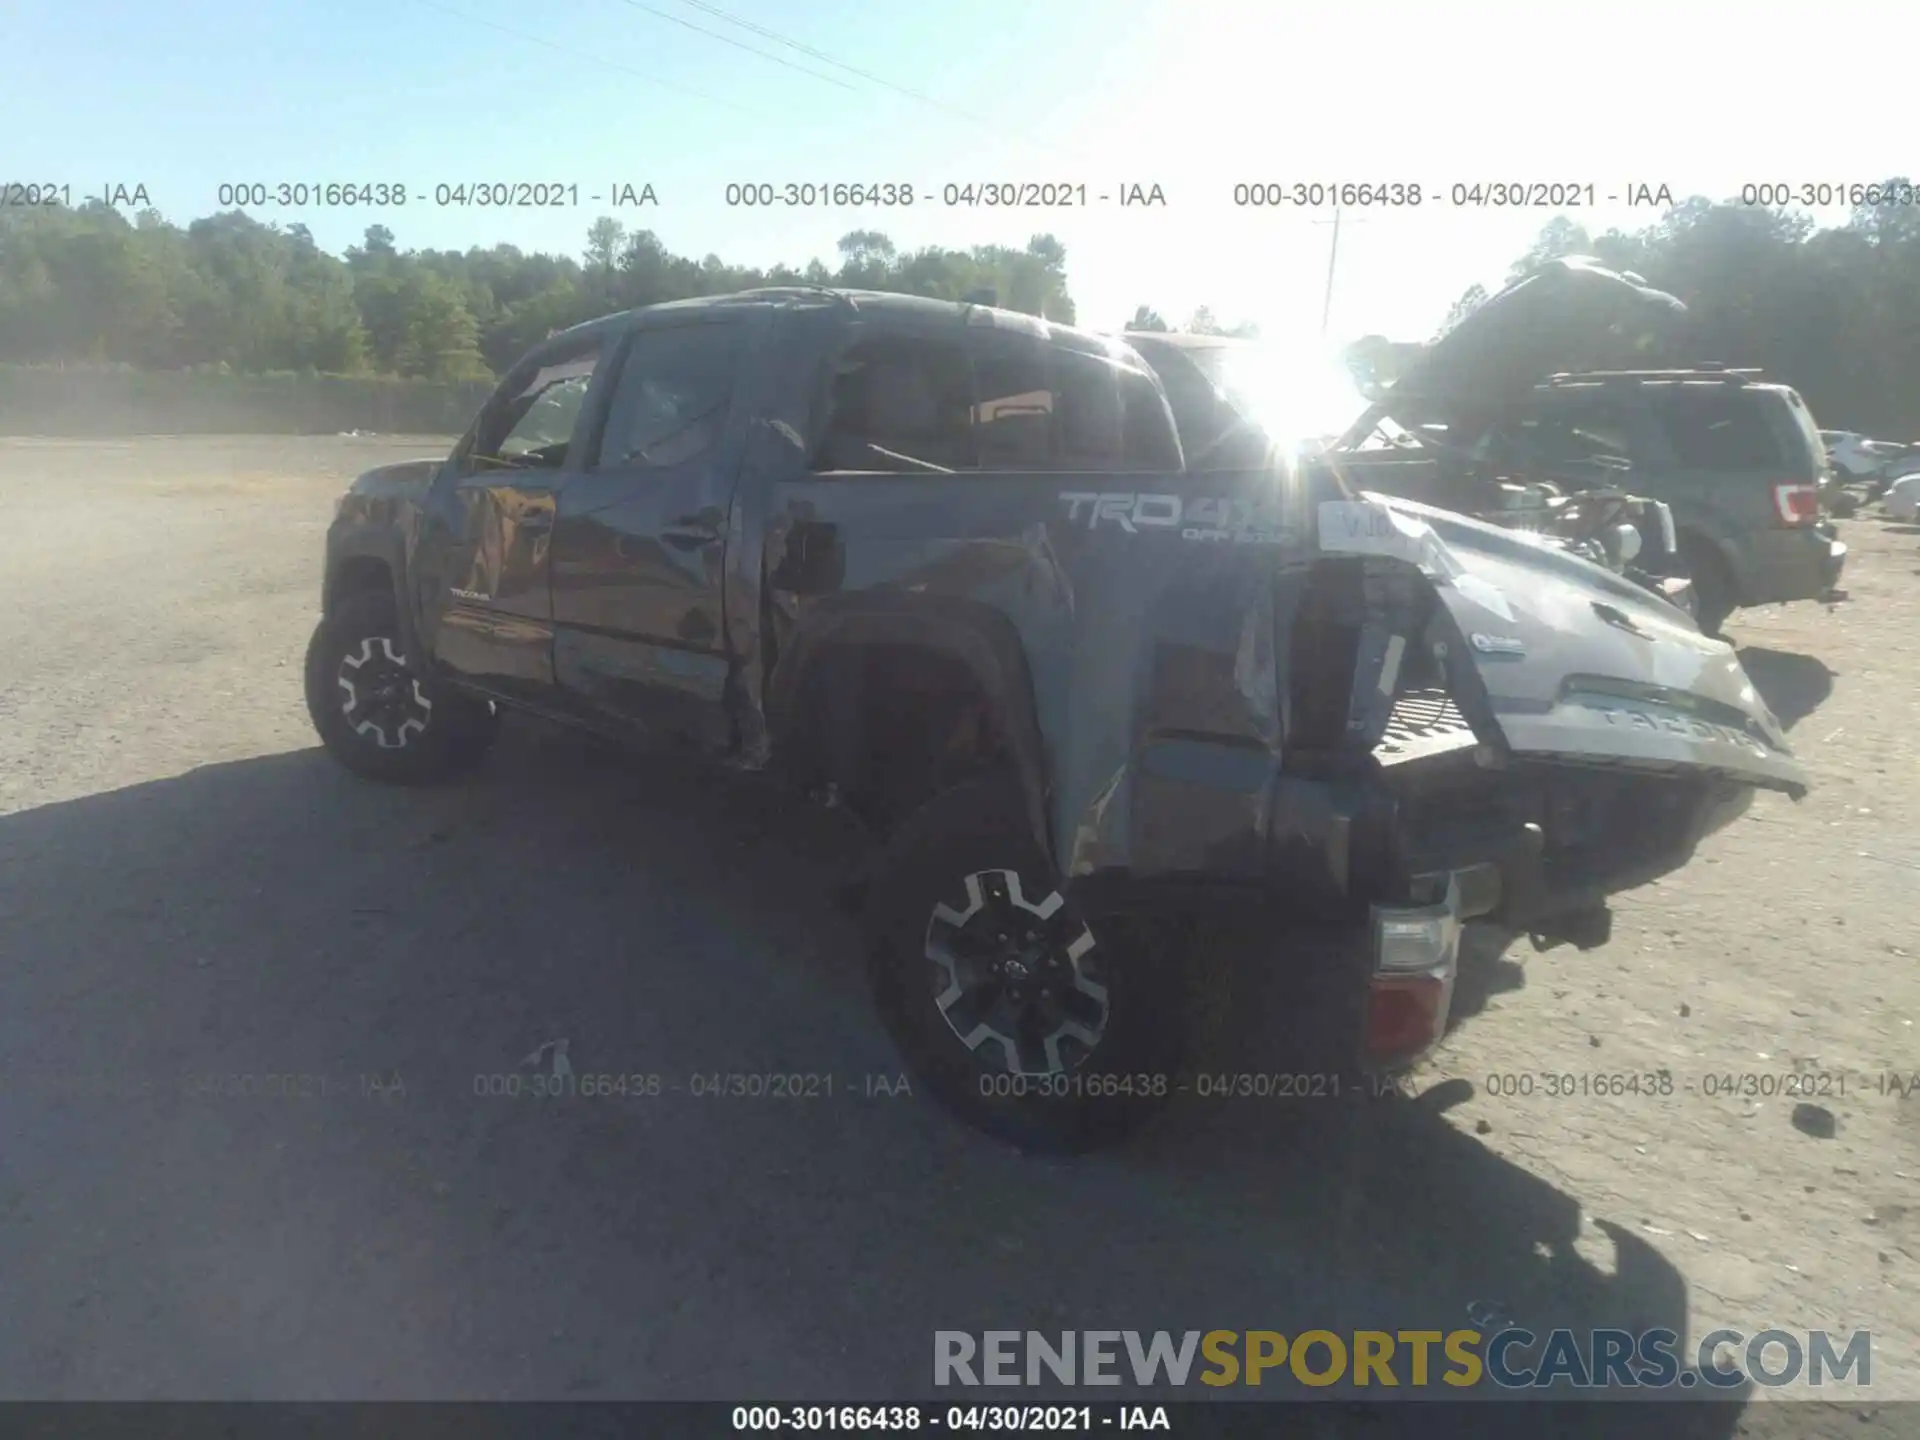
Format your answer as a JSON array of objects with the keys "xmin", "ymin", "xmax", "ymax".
[{"xmin": 8, "ymin": 0, "xmax": 1913, "ymax": 343}]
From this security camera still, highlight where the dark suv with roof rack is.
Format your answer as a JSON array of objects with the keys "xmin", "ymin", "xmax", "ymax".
[
  {"xmin": 1131, "ymin": 259, "xmax": 1849, "ymax": 636},
  {"xmin": 1425, "ymin": 364, "xmax": 1847, "ymax": 635}
]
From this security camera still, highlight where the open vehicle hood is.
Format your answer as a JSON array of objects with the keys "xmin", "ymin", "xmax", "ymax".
[
  {"xmin": 1354, "ymin": 256, "xmax": 1688, "ymax": 433},
  {"xmin": 1317, "ymin": 491, "xmax": 1808, "ymax": 798}
]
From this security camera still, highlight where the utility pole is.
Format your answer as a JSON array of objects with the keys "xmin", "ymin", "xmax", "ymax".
[
  {"xmin": 1311, "ymin": 206, "xmax": 1369, "ymax": 337},
  {"xmin": 1321, "ymin": 207, "xmax": 1341, "ymax": 336}
]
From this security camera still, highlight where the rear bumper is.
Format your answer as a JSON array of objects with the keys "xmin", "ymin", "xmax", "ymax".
[
  {"xmin": 1733, "ymin": 524, "xmax": 1847, "ymax": 605},
  {"xmin": 1069, "ymin": 735, "xmax": 1768, "ymax": 1069},
  {"xmin": 1361, "ymin": 763, "xmax": 1755, "ymax": 1067},
  {"xmin": 1076, "ymin": 737, "xmax": 1762, "ymax": 929},
  {"xmin": 1387, "ymin": 757, "xmax": 1758, "ymax": 927}
]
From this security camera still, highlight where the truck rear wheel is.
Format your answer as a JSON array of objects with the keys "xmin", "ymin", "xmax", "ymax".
[
  {"xmin": 862, "ymin": 777, "xmax": 1196, "ymax": 1152},
  {"xmin": 1680, "ymin": 537, "xmax": 1737, "ymax": 637},
  {"xmin": 304, "ymin": 590, "xmax": 499, "ymax": 785}
]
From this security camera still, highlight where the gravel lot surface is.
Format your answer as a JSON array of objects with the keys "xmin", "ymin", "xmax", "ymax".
[{"xmin": 1, "ymin": 436, "xmax": 1914, "ymax": 1435}]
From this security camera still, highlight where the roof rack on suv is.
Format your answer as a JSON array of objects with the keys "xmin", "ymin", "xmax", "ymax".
[{"xmin": 1542, "ymin": 366, "xmax": 1764, "ymax": 388}]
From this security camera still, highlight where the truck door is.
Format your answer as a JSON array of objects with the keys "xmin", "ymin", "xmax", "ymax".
[
  {"xmin": 414, "ymin": 328, "xmax": 610, "ymax": 707},
  {"xmin": 548, "ymin": 312, "xmax": 753, "ymax": 752}
]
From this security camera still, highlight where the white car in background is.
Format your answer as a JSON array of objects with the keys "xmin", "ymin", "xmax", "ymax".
[
  {"xmin": 1821, "ymin": 428, "xmax": 1913, "ymax": 481},
  {"xmin": 1883, "ymin": 471, "xmax": 1920, "ymax": 522}
]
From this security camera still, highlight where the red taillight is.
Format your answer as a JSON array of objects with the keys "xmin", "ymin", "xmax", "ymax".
[
  {"xmin": 1364, "ymin": 975, "xmax": 1454, "ymax": 1065},
  {"xmin": 1772, "ymin": 482, "xmax": 1819, "ymax": 526},
  {"xmin": 1365, "ymin": 890, "xmax": 1463, "ymax": 1067}
]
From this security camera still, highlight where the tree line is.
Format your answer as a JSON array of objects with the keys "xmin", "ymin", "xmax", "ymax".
[
  {"xmin": 1, "ymin": 183, "xmax": 1915, "ymax": 432},
  {"xmin": 0, "ymin": 207, "xmax": 1074, "ymax": 383}
]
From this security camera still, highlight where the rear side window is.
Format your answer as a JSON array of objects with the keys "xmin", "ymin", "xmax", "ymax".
[
  {"xmin": 1653, "ymin": 391, "xmax": 1786, "ymax": 471},
  {"xmin": 1492, "ymin": 397, "xmax": 1636, "ymax": 469},
  {"xmin": 971, "ymin": 330, "xmax": 1057, "ymax": 468},
  {"xmin": 808, "ymin": 324, "xmax": 1178, "ymax": 474},
  {"xmin": 1777, "ymin": 388, "xmax": 1830, "ymax": 478},
  {"xmin": 971, "ymin": 332, "xmax": 1177, "ymax": 471},
  {"xmin": 811, "ymin": 332, "xmax": 976, "ymax": 473}
]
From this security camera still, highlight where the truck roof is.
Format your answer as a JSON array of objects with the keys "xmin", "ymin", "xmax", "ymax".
[
  {"xmin": 1120, "ymin": 330, "xmax": 1257, "ymax": 350},
  {"xmin": 552, "ymin": 287, "xmax": 1119, "ymax": 348}
]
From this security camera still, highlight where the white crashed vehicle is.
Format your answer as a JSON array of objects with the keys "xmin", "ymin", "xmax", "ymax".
[
  {"xmin": 1822, "ymin": 429, "xmax": 1912, "ymax": 482},
  {"xmin": 1882, "ymin": 471, "xmax": 1920, "ymax": 522}
]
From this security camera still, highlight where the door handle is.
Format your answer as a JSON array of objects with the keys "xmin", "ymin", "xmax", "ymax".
[
  {"xmin": 1592, "ymin": 600, "xmax": 1648, "ymax": 638},
  {"xmin": 660, "ymin": 521, "xmax": 721, "ymax": 551}
]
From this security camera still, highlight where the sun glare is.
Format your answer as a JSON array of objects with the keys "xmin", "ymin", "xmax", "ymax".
[{"xmin": 1206, "ymin": 341, "xmax": 1369, "ymax": 450}]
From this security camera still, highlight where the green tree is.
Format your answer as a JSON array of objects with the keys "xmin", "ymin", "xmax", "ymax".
[
  {"xmin": 836, "ymin": 230, "xmax": 898, "ymax": 290},
  {"xmin": 1504, "ymin": 215, "xmax": 1594, "ymax": 285},
  {"xmin": 18, "ymin": 189, "xmax": 1920, "ymax": 438},
  {"xmin": 1433, "ymin": 283, "xmax": 1488, "ymax": 340},
  {"xmin": 585, "ymin": 217, "xmax": 625, "ymax": 271},
  {"xmin": 394, "ymin": 273, "xmax": 490, "ymax": 380}
]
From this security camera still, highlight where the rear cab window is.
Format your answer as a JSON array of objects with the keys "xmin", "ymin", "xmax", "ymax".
[
  {"xmin": 1044, "ymin": 335, "xmax": 1182, "ymax": 472},
  {"xmin": 1126, "ymin": 338, "xmax": 1230, "ymax": 462}
]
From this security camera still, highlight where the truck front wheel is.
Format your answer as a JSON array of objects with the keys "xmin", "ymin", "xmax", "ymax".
[
  {"xmin": 304, "ymin": 590, "xmax": 499, "ymax": 785},
  {"xmin": 862, "ymin": 777, "xmax": 1199, "ymax": 1152}
]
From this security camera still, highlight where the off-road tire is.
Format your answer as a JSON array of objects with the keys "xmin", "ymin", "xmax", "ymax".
[
  {"xmin": 1680, "ymin": 537, "xmax": 1737, "ymax": 638},
  {"xmin": 304, "ymin": 590, "xmax": 499, "ymax": 785},
  {"xmin": 862, "ymin": 776, "xmax": 1202, "ymax": 1152}
]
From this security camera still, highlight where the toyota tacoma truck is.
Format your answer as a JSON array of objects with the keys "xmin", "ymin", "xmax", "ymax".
[{"xmin": 306, "ymin": 285, "xmax": 1809, "ymax": 1151}]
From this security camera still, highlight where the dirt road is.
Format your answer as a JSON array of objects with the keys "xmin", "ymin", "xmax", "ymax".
[{"xmin": 1, "ymin": 437, "xmax": 1913, "ymax": 1432}]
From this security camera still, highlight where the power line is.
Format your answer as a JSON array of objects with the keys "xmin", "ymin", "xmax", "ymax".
[
  {"xmin": 675, "ymin": 0, "xmax": 986, "ymax": 116},
  {"xmin": 406, "ymin": 0, "xmax": 761, "ymax": 116},
  {"xmin": 413, "ymin": 0, "xmax": 1084, "ymax": 168},
  {"xmin": 605, "ymin": 0, "xmax": 860, "ymax": 91},
  {"xmin": 662, "ymin": 0, "xmax": 1081, "ymax": 159}
]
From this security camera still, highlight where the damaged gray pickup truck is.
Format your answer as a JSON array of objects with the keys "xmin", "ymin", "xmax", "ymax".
[{"xmin": 306, "ymin": 284, "xmax": 1809, "ymax": 1151}]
